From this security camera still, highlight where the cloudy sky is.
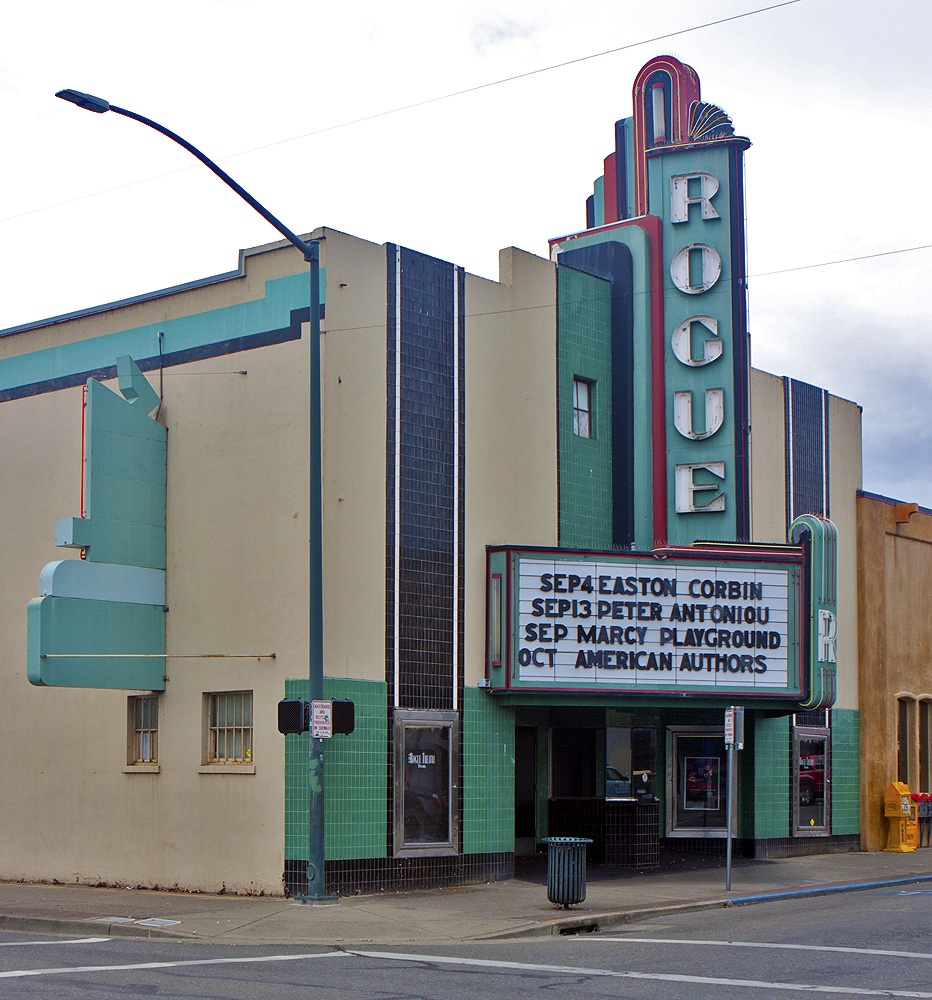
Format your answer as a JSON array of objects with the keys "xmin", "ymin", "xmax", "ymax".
[{"xmin": 2, "ymin": 0, "xmax": 930, "ymax": 507}]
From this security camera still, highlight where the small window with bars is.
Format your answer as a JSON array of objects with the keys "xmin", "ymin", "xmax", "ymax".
[
  {"xmin": 129, "ymin": 695, "xmax": 159, "ymax": 766},
  {"xmin": 207, "ymin": 691, "xmax": 253, "ymax": 764}
]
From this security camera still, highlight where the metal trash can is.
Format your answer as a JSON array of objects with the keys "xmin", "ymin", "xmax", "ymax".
[{"xmin": 541, "ymin": 837, "xmax": 592, "ymax": 909}]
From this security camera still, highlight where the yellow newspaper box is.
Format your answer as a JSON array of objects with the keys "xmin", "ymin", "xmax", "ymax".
[{"xmin": 884, "ymin": 782, "xmax": 919, "ymax": 852}]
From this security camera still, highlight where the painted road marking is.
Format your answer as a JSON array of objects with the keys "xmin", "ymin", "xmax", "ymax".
[
  {"xmin": 0, "ymin": 938, "xmax": 110, "ymax": 948},
  {"xmin": 0, "ymin": 951, "xmax": 348, "ymax": 979},
  {"xmin": 3, "ymin": 945, "xmax": 931, "ymax": 996},
  {"xmin": 592, "ymin": 937, "xmax": 932, "ymax": 961},
  {"xmin": 346, "ymin": 949, "xmax": 932, "ymax": 998}
]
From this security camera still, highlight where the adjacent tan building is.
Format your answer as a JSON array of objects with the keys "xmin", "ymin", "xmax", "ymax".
[{"xmin": 857, "ymin": 494, "xmax": 932, "ymax": 849}]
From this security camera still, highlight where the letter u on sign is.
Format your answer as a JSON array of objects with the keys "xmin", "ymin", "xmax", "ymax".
[{"xmin": 673, "ymin": 388, "xmax": 725, "ymax": 440}]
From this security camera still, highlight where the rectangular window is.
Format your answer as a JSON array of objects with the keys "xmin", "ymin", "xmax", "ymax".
[
  {"xmin": 207, "ymin": 691, "xmax": 253, "ymax": 764},
  {"xmin": 920, "ymin": 701, "xmax": 930, "ymax": 793},
  {"xmin": 393, "ymin": 709, "xmax": 458, "ymax": 858},
  {"xmin": 666, "ymin": 728, "xmax": 728, "ymax": 837},
  {"xmin": 898, "ymin": 698, "xmax": 911, "ymax": 786},
  {"xmin": 489, "ymin": 574, "xmax": 502, "ymax": 665},
  {"xmin": 128, "ymin": 695, "xmax": 159, "ymax": 766},
  {"xmin": 794, "ymin": 730, "xmax": 829, "ymax": 835},
  {"xmin": 573, "ymin": 377, "xmax": 593, "ymax": 438}
]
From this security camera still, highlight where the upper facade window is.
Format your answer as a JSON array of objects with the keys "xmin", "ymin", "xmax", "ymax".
[{"xmin": 573, "ymin": 377, "xmax": 593, "ymax": 439}]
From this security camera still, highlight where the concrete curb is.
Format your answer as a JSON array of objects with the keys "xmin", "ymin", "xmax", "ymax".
[
  {"xmin": 475, "ymin": 874, "xmax": 932, "ymax": 941},
  {"xmin": 727, "ymin": 873, "xmax": 932, "ymax": 905},
  {"xmin": 0, "ymin": 914, "xmax": 197, "ymax": 941},
  {"xmin": 476, "ymin": 900, "xmax": 731, "ymax": 940}
]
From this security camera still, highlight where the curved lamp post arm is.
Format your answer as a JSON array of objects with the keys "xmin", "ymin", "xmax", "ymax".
[
  {"xmin": 55, "ymin": 89, "xmax": 317, "ymax": 262},
  {"xmin": 56, "ymin": 87, "xmax": 328, "ymax": 901}
]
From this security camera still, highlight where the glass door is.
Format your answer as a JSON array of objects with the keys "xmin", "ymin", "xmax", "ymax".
[{"xmin": 794, "ymin": 729, "xmax": 829, "ymax": 834}]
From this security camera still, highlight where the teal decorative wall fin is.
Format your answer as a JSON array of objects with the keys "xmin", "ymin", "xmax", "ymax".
[
  {"xmin": 27, "ymin": 356, "xmax": 166, "ymax": 690},
  {"xmin": 116, "ymin": 354, "xmax": 160, "ymax": 414}
]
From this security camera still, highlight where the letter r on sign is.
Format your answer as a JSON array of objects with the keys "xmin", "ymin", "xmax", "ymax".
[{"xmin": 817, "ymin": 609, "xmax": 837, "ymax": 663}]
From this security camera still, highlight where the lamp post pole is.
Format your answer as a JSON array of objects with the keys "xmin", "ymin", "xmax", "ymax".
[{"xmin": 56, "ymin": 90, "xmax": 330, "ymax": 901}]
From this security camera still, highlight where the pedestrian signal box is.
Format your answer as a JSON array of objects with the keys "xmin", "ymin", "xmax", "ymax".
[{"xmin": 277, "ymin": 698, "xmax": 354, "ymax": 736}]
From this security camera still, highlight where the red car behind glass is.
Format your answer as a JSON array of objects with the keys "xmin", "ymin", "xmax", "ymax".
[{"xmin": 799, "ymin": 755, "xmax": 825, "ymax": 806}]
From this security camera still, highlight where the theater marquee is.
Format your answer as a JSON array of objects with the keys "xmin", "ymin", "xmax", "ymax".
[{"xmin": 486, "ymin": 546, "xmax": 805, "ymax": 698}]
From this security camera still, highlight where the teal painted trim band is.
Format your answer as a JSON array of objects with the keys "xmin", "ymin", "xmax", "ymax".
[
  {"xmin": 39, "ymin": 560, "xmax": 166, "ymax": 606},
  {"xmin": 0, "ymin": 270, "xmax": 321, "ymax": 395}
]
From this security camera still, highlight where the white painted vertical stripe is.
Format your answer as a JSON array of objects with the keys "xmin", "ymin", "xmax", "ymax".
[
  {"xmin": 394, "ymin": 248, "xmax": 402, "ymax": 709},
  {"xmin": 452, "ymin": 267, "xmax": 459, "ymax": 713}
]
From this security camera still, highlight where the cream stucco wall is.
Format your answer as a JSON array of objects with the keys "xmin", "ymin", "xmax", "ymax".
[
  {"xmin": 463, "ymin": 247, "xmax": 559, "ymax": 688},
  {"xmin": 749, "ymin": 368, "xmax": 788, "ymax": 544},
  {"xmin": 0, "ymin": 240, "xmax": 315, "ymax": 893},
  {"xmin": 318, "ymin": 229, "xmax": 390, "ymax": 683},
  {"xmin": 828, "ymin": 394, "xmax": 862, "ymax": 712},
  {"xmin": 749, "ymin": 368, "xmax": 861, "ymax": 712}
]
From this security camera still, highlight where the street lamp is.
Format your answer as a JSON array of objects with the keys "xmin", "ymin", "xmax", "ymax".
[{"xmin": 56, "ymin": 88, "xmax": 331, "ymax": 902}]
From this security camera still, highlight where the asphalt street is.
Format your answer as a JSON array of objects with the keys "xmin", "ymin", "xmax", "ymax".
[{"xmin": 2, "ymin": 886, "xmax": 931, "ymax": 998}]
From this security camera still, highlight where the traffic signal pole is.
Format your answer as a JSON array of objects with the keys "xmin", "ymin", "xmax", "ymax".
[{"xmin": 55, "ymin": 89, "xmax": 333, "ymax": 902}]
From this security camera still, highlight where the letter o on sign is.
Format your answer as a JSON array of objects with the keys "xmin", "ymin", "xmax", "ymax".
[{"xmin": 670, "ymin": 244, "xmax": 722, "ymax": 294}]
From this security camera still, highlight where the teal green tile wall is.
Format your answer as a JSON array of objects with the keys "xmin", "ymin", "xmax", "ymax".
[
  {"xmin": 831, "ymin": 709, "xmax": 860, "ymax": 836},
  {"xmin": 462, "ymin": 688, "xmax": 514, "ymax": 854},
  {"xmin": 752, "ymin": 713, "xmax": 791, "ymax": 839},
  {"xmin": 284, "ymin": 678, "xmax": 388, "ymax": 861},
  {"xmin": 557, "ymin": 266, "xmax": 613, "ymax": 549}
]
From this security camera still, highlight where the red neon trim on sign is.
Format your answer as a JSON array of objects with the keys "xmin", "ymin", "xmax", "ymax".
[
  {"xmin": 631, "ymin": 56, "xmax": 702, "ymax": 216},
  {"xmin": 80, "ymin": 383, "xmax": 87, "ymax": 520}
]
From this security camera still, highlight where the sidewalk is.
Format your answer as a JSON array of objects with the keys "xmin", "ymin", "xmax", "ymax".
[{"xmin": 2, "ymin": 850, "xmax": 931, "ymax": 946}]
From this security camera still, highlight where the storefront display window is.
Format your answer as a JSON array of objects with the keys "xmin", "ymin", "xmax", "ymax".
[
  {"xmin": 606, "ymin": 725, "xmax": 656, "ymax": 798},
  {"xmin": 393, "ymin": 710, "xmax": 458, "ymax": 857},
  {"xmin": 667, "ymin": 728, "xmax": 728, "ymax": 836}
]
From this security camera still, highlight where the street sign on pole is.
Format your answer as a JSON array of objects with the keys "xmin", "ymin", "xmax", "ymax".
[
  {"xmin": 725, "ymin": 705, "xmax": 744, "ymax": 891},
  {"xmin": 311, "ymin": 700, "xmax": 332, "ymax": 739},
  {"xmin": 725, "ymin": 706, "xmax": 744, "ymax": 749}
]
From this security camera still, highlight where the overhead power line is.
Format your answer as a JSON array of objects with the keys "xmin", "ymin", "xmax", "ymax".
[
  {"xmin": 233, "ymin": 1, "xmax": 804, "ymax": 152},
  {"xmin": 751, "ymin": 244, "xmax": 932, "ymax": 278},
  {"xmin": 3, "ymin": 1, "xmax": 802, "ymax": 225}
]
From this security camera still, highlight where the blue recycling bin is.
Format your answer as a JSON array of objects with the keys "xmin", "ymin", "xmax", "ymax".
[{"xmin": 541, "ymin": 837, "xmax": 592, "ymax": 909}]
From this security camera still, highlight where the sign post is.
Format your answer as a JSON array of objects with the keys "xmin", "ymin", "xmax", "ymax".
[{"xmin": 724, "ymin": 705, "xmax": 744, "ymax": 891}]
